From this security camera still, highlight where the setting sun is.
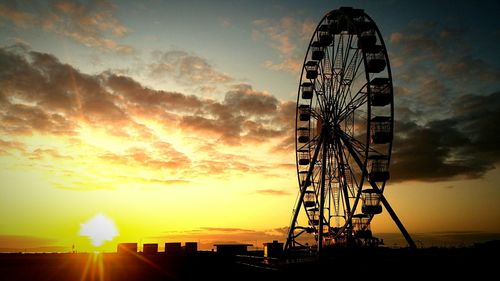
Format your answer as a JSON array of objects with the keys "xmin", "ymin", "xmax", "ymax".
[{"xmin": 80, "ymin": 214, "xmax": 118, "ymax": 247}]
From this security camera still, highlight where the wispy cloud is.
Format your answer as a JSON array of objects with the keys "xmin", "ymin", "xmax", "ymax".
[
  {"xmin": 0, "ymin": 4, "xmax": 36, "ymax": 27},
  {"xmin": 255, "ymin": 189, "xmax": 290, "ymax": 196},
  {"xmin": 252, "ymin": 16, "xmax": 315, "ymax": 73},
  {"xmin": 0, "ymin": 0, "xmax": 134, "ymax": 54},
  {"xmin": 149, "ymin": 50, "xmax": 232, "ymax": 92}
]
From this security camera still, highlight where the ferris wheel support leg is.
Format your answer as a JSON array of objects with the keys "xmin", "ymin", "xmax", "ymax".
[
  {"xmin": 339, "ymin": 132, "xmax": 416, "ymax": 249},
  {"xmin": 285, "ymin": 134, "xmax": 325, "ymax": 252},
  {"xmin": 374, "ymin": 188, "xmax": 417, "ymax": 249}
]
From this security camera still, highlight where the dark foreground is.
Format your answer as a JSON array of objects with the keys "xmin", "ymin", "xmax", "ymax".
[{"xmin": 1, "ymin": 245, "xmax": 497, "ymax": 281}]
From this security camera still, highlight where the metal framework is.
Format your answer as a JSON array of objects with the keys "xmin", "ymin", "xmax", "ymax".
[{"xmin": 285, "ymin": 7, "xmax": 416, "ymax": 254}]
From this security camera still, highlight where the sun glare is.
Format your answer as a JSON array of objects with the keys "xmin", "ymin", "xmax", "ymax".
[{"xmin": 80, "ymin": 213, "xmax": 118, "ymax": 247}]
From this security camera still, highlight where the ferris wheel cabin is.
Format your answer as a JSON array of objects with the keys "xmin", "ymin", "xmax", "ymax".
[
  {"xmin": 297, "ymin": 127, "xmax": 310, "ymax": 143},
  {"xmin": 308, "ymin": 208, "xmax": 320, "ymax": 226},
  {"xmin": 352, "ymin": 214, "xmax": 372, "ymax": 239},
  {"xmin": 364, "ymin": 45, "xmax": 386, "ymax": 73},
  {"xmin": 305, "ymin": 61, "xmax": 318, "ymax": 79},
  {"xmin": 368, "ymin": 155, "xmax": 390, "ymax": 182},
  {"xmin": 318, "ymin": 24, "xmax": 332, "ymax": 46},
  {"xmin": 371, "ymin": 116, "xmax": 392, "ymax": 144},
  {"xmin": 362, "ymin": 189, "xmax": 382, "ymax": 215},
  {"xmin": 369, "ymin": 78, "xmax": 392, "ymax": 106},
  {"xmin": 298, "ymin": 104, "xmax": 311, "ymax": 121},
  {"xmin": 298, "ymin": 149, "xmax": 310, "ymax": 166},
  {"xmin": 301, "ymin": 82, "xmax": 314, "ymax": 99},
  {"xmin": 304, "ymin": 190, "xmax": 316, "ymax": 208},
  {"xmin": 310, "ymin": 42, "xmax": 325, "ymax": 61}
]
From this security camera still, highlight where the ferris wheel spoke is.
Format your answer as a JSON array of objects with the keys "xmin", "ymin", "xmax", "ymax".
[
  {"xmin": 337, "ymin": 88, "xmax": 368, "ymax": 123},
  {"xmin": 332, "ymin": 138, "xmax": 353, "ymax": 218},
  {"xmin": 339, "ymin": 145, "xmax": 362, "ymax": 198},
  {"xmin": 325, "ymin": 141, "xmax": 342, "ymax": 222},
  {"xmin": 337, "ymin": 56, "xmax": 364, "ymax": 116},
  {"xmin": 335, "ymin": 49, "xmax": 362, "ymax": 113}
]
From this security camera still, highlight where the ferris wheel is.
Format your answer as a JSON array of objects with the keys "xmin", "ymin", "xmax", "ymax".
[{"xmin": 285, "ymin": 7, "xmax": 416, "ymax": 252}]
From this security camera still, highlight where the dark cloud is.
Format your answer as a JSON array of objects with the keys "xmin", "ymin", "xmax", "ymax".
[
  {"xmin": 224, "ymin": 84, "xmax": 279, "ymax": 115},
  {"xmin": 0, "ymin": 103, "xmax": 77, "ymax": 135},
  {"xmin": 379, "ymin": 231, "xmax": 500, "ymax": 248},
  {"xmin": 437, "ymin": 56, "xmax": 500, "ymax": 82},
  {"xmin": 387, "ymin": 20, "xmax": 500, "ymax": 182},
  {"xmin": 1, "ymin": 45, "xmax": 294, "ymax": 147},
  {"xmin": 391, "ymin": 92, "xmax": 500, "ymax": 182},
  {"xmin": 389, "ymin": 21, "xmax": 468, "ymax": 64},
  {"xmin": 390, "ymin": 20, "xmax": 500, "ymax": 118},
  {"xmin": 105, "ymin": 74, "xmax": 204, "ymax": 112}
]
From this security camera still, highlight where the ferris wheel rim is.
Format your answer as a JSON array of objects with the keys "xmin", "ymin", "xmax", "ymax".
[{"xmin": 293, "ymin": 7, "xmax": 394, "ymax": 242}]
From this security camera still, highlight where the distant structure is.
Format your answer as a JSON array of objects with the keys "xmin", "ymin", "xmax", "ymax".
[
  {"xmin": 117, "ymin": 243, "xmax": 138, "ymax": 254},
  {"xmin": 286, "ymin": 6, "xmax": 416, "ymax": 256},
  {"xmin": 184, "ymin": 242, "xmax": 198, "ymax": 254},
  {"xmin": 165, "ymin": 242, "xmax": 182, "ymax": 255},
  {"xmin": 263, "ymin": 241, "xmax": 283, "ymax": 258},
  {"xmin": 214, "ymin": 244, "xmax": 252, "ymax": 256},
  {"xmin": 143, "ymin": 243, "xmax": 158, "ymax": 254}
]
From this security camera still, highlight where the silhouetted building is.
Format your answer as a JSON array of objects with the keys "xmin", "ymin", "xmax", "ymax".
[
  {"xmin": 117, "ymin": 243, "xmax": 137, "ymax": 254},
  {"xmin": 263, "ymin": 240, "xmax": 283, "ymax": 258},
  {"xmin": 184, "ymin": 242, "xmax": 198, "ymax": 254},
  {"xmin": 143, "ymin": 243, "xmax": 158, "ymax": 254},
  {"xmin": 214, "ymin": 244, "xmax": 252, "ymax": 256},
  {"xmin": 165, "ymin": 242, "xmax": 182, "ymax": 255}
]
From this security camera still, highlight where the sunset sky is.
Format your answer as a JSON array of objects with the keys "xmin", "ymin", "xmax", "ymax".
[{"xmin": 1, "ymin": 0, "xmax": 499, "ymax": 252}]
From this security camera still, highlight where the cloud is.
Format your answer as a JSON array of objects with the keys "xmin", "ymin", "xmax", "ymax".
[
  {"xmin": 149, "ymin": 50, "xmax": 232, "ymax": 86},
  {"xmin": 0, "ymin": 0, "xmax": 133, "ymax": 54},
  {"xmin": 100, "ymin": 144, "xmax": 190, "ymax": 171},
  {"xmin": 255, "ymin": 189, "xmax": 290, "ymax": 196},
  {"xmin": 0, "ymin": 46, "xmax": 296, "ymax": 189},
  {"xmin": 389, "ymin": 21, "xmax": 499, "ymax": 91},
  {"xmin": 224, "ymin": 84, "xmax": 279, "ymax": 115},
  {"xmin": 0, "ymin": 139, "xmax": 25, "ymax": 155},
  {"xmin": 437, "ymin": 56, "xmax": 500, "ymax": 82},
  {"xmin": 379, "ymin": 231, "xmax": 500, "ymax": 248},
  {"xmin": 252, "ymin": 16, "xmax": 315, "ymax": 73},
  {"xmin": 29, "ymin": 148, "xmax": 73, "ymax": 160},
  {"xmin": 391, "ymin": 92, "xmax": 500, "ymax": 182},
  {"xmin": 388, "ymin": 20, "xmax": 500, "ymax": 184},
  {"xmin": 157, "ymin": 227, "xmax": 288, "ymax": 248},
  {"xmin": 0, "ymin": 3, "xmax": 36, "ymax": 27},
  {"xmin": 0, "ymin": 235, "xmax": 66, "ymax": 253},
  {"xmin": 200, "ymin": 227, "xmax": 252, "ymax": 232}
]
